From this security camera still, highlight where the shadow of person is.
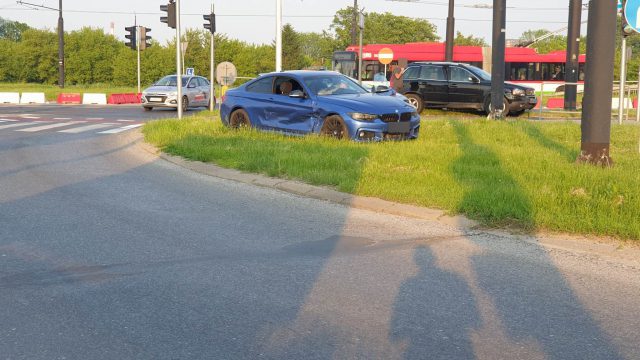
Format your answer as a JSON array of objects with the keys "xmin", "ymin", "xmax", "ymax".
[{"xmin": 390, "ymin": 246, "xmax": 480, "ymax": 359}]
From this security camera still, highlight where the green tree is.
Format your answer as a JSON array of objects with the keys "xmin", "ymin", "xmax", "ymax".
[
  {"xmin": 14, "ymin": 29, "xmax": 58, "ymax": 83},
  {"xmin": 330, "ymin": 7, "xmax": 438, "ymax": 49},
  {"xmin": 65, "ymin": 27, "xmax": 123, "ymax": 85},
  {"xmin": 454, "ymin": 31, "xmax": 487, "ymax": 46},
  {"xmin": 298, "ymin": 31, "xmax": 340, "ymax": 67},
  {"xmin": 282, "ymin": 24, "xmax": 308, "ymax": 70},
  {"xmin": 0, "ymin": 17, "xmax": 30, "ymax": 41}
]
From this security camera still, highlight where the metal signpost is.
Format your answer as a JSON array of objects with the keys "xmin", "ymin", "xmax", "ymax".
[
  {"xmin": 358, "ymin": 12, "xmax": 364, "ymax": 85},
  {"xmin": 378, "ymin": 48, "xmax": 393, "ymax": 83},
  {"xmin": 622, "ymin": 0, "xmax": 640, "ymax": 124}
]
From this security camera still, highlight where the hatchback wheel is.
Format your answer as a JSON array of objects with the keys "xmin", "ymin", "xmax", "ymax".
[
  {"xmin": 405, "ymin": 93, "xmax": 424, "ymax": 114},
  {"xmin": 229, "ymin": 109, "xmax": 251, "ymax": 128},
  {"xmin": 320, "ymin": 115, "xmax": 349, "ymax": 139},
  {"xmin": 181, "ymin": 96, "xmax": 189, "ymax": 112}
]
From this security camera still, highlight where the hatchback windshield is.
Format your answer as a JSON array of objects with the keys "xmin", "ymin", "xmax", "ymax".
[
  {"xmin": 155, "ymin": 76, "xmax": 191, "ymax": 87},
  {"xmin": 303, "ymin": 75, "xmax": 368, "ymax": 96}
]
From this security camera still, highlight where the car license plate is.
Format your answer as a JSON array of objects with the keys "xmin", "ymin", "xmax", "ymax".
[
  {"xmin": 149, "ymin": 97, "xmax": 162, "ymax": 102},
  {"xmin": 387, "ymin": 122, "xmax": 411, "ymax": 134},
  {"xmin": 528, "ymin": 97, "xmax": 537, "ymax": 104}
]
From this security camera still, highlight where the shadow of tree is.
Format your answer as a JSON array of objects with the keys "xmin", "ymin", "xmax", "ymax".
[{"xmin": 519, "ymin": 121, "xmax": 578, "ymax": 162}]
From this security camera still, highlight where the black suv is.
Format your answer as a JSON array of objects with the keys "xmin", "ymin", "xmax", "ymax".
[{"xmin": 398, "ymin": 62, "xmax": 537, "ymax": 116}]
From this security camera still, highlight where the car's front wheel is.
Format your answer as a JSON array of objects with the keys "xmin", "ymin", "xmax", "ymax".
[
  {"xmin": 405, "ymin": 93, "xmax": 424, "ymax": 114},
  {"xmin": 320, "ymin": 115, "xmax": 349, "ymax": 139},
  {"xmin": 181, "ymin": 96, "xmax": 189, "ymax": 112},
  {"xmin": 229, "ymin": 109, "xmax": 252, "ymax": 128}
]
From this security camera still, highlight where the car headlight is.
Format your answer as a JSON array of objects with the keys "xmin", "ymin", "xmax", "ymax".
[
  {"xmin": 348, "ymin": 112, "xmax": 378, "ymax": 121},
  {"xmin": 167, "ymin": 91, "xmax": 177, "ymax": 98},
  {"xmin": 512, "ymin": 89, "xmax": 525, "ymax": 96}
]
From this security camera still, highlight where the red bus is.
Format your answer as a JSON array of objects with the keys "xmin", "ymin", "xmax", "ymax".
[{"xmin": 334, "ymin": 42, "xmax": 586, "ymax": 92}]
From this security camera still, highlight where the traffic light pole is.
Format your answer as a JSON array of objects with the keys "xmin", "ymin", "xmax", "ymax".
[
  {"xmin": 137, "ymin": 25, "xmax": 141, "ymax": 95},
  {"xmin": 176, "ymin": 0, "xmax": 183, "ymax": 119},
  {"xmin": 564, "ymin": 0, "xmax": 581, "ymax": 110},
  {"xmin": 578, "ymin": 0, "xmax": 616, "ymax": 166}
]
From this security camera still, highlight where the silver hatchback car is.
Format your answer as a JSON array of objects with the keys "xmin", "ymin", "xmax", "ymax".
[{"xmin": 141, "ymin": 75, "xmax": 214, "ymax": 111}]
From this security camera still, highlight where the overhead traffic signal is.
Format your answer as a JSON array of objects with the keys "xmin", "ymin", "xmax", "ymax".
[
  {"xmin": 124, "ymin": 26, "xmax": 136, "ymax": 50},
  {"xmin": 160, "ymin": 1, "xmax": 177, "ymax": 29},
  {"xmin": 140, "ymin": 27, "xmax": 152, "ymax": 50},
  {"xmin": 203, "ymin": 12, "xmax": 216, "ymax": 34}
]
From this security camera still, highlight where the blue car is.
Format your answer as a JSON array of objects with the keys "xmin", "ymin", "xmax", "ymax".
[{"xmin": 219, "ymin": 71, "xmax": 420, "ymax": 141}]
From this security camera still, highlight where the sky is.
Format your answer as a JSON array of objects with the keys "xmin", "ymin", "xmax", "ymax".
[{"xmin": 0, "ymin": 0, "xmax": 588, "ymax": 46}]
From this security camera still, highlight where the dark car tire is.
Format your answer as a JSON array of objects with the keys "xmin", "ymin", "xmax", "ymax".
[
  {"xmin": 320, "ymin": 115, "xmax": 349, "ymax": 139},
  {"xmin": 143, "ymin": 106, "xmax": 153, "ymax": 111},
  {"xmin": 484, "ymin": 96, "xmax": 509, "ymax": 117},
  {"xmin": 405, "ymin": 93, "xmax": 424, "ymax": 114},
  {"xmin": 229, "ymin": 109, "xmax": 252, "ymax": 129},
  {"xmin": 181, "ymin": 96, "xmax": 189, "ymax": 112}
]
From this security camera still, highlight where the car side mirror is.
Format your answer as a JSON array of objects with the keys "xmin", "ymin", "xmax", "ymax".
[
  {"xmin": 289, "ymin": 90, "xmax": 305, "ymax": 98},
  {"xmin": 470, "ymin": 77, "xmax": 480, "ymax": 84},
  {"xmin": 375, "ymin": 85, "xmax": 390, "ymax": 93},
  {"xmin": 188, "ymin": 83, "xmax": 196, "ymax": 88}
]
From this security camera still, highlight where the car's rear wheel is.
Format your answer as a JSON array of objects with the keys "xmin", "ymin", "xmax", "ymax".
[
  {"xmin": 181, "ymin": 96, "xmax": 189, "ymax": 112},
  {"xmin": 405, "ymin": 93, "xmax": 424, "ymax": 114},
  {"xmin": 143, "ymin": 106, "xmax": 153, "ymax": 111},
  {"xmin": 320, "ymin": 115, "xmax": 349, "ymax": 139},
  {"xmin": 484, "ymin": 96, "xmax": 509, "ymax": 118},
  {"xmin": 229, "ymin": 109, "xmax": 251, "ymax": 128}
]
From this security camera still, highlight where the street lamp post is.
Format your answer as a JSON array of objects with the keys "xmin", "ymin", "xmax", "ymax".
[{"xmin": 58, "ymin": 0, "xmax": 64, "ymax": 88}]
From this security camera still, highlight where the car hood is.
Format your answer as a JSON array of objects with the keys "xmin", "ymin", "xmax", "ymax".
[
  {"xmin": 505, "ymin": 82, "xmax": 535, "ymax": 91},
  {"xmin": 143, "ymin": 85, "xmax": 179, "ymax": 94},
  {"xmin": 318, "ymin": 93, "xmax": 415, "ymax": 113}
]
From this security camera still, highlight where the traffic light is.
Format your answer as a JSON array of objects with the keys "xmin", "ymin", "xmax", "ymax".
[
  {"xmin": 124, "ymin": 26, "xmax": 136, "ymax": 50},
  {"xmin": 140, "ymin": 27, "xmax": 152, "ymax": 50},
  {"xmin": 160, "ymin": 1, "xmax": 176, "ymax": 29},
  {"xmin": 203, "ymin": 13, "xmax": 215, "ymax": 34}
]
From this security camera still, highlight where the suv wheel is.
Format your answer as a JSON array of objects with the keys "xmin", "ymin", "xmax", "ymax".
[
  {"xmin": 405, "ymin": 93, "xmax": 424, "ymax": 114},
  {"xmin": 484, "ymin": 96, "xmax": 509, "ymax": 118}
]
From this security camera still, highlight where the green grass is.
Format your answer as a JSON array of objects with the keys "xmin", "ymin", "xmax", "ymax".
[
  {"xmin": 143, "ymin": 114, "xmax": 640, "ymax": 240},
  {"xmin": 0, "ymin": 83, "xmax": 138, "ymax": 101}
]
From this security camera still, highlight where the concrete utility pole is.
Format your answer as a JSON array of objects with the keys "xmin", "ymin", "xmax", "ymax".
[
  {"xmin": 564, "ymin": 0, "xmax": 581, "ymax": 110},
  {"xmin": 58, "ymin": 0, "xmax": 64, "ymax": 88},
  {"xmin": 276, "ymin": 0, "xmax": 282, "ymax": 71},
  {"xmin": 351, "ymin": 0, "xmax": 358, "ymax": 46},
  {"xmin": 445, "ymin": 0, "xmax": 455, "ymax": 62},
  {"xmin": 578, "ymin": 0, "xmax": 616, "ymax": 166},
  {"xmin": 358, "ymin": 11, "xmax": 364, "ymax": 84},
  {"xmin": 490, "ymin": 0, "xmax": 506, "ymax": 119}
]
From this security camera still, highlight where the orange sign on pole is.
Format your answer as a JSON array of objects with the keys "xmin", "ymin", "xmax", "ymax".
[{"xmin": 377, "ymin": 47, "xmax": 394, "ymax": 65}]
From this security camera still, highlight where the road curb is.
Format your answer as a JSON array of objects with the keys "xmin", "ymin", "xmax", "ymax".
[{"xmin": 136, "ymin": 136, "xmax": 479, "ymax": 230}]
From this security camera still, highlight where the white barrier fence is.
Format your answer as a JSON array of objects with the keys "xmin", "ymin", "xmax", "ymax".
[
  {"xmin": 82, "ymin": 93, "xmax": 107, "ymax": 105},
  {"xmin": 0, "ymin": 92, "xmax": 20, "ymax": 104},
  {"xmin": 19, "ymin": 92, "xmax": 46, "ymax": 104}
]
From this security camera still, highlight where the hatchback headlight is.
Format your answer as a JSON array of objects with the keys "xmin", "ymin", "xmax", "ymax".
[{"xmin": 348, "ymin": 112, "xmax": 378, "ymax": 121}]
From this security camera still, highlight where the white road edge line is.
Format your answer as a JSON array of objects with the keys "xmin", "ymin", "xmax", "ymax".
[
  {"xmin": 98, "ymin": 124, "xmax": 143, "ymax": 134},
  {"xmin": 16, "ymin": 121, "xmax": 85, "ymax": 132},
  {"xmin": 58, "ymin": 123, "xmax": 115, "ymax": 133}
]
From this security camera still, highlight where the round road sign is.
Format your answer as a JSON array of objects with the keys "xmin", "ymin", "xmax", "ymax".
[
  {"xmin": 377, "ymin": 48, "xmax": 394, "ymax": 65},
  {"xmin": 216, "ymin": 62, "xmax": 237, "ymax": 86},
  {"xmin": 624, "ymin": 0, "xmax": 640, "ymax": 34}
]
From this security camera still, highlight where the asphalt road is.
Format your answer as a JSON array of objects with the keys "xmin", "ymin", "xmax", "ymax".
[{"xmin": 1, "ymin": 105, "xmax": 639, "ymax": 359}]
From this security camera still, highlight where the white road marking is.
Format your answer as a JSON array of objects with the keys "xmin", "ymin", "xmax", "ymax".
[
  {"xmin": 116, "ymin": 119, "xmax": 136, "ymax": 122},
  {"xmin": 20, "ymin": 116, "xmax": 41, "ymax": 119},
  {"xmin": 98, "ymin": 124, "xmax": 143, "ymax": 134},
  {"xmin": 0, "ymin": 122, "xmax": 45, "ymax": 130},
  {"xmin": 0, "ymin": 118, "xmax": 18, "ymax": 122},
  {"xmin": 53, "ymin": 117, "xmax": 72, "ymax": 120},
  {"xmin": 58, "ymin": 123, "xmax": 116, "ymax": 133},
  {"xmin": 86, "ymin": 117, "xmax": 104, "ymax": 120},
  {"xmin": 17, "ymin": 121, "xmax": 85, "ymax": 132}
]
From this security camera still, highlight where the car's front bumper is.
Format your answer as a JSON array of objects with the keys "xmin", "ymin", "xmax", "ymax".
[
  {"xmin": 141, "ymin": 94, "xmax": 179, "ymax": 108},
  {"xmin": 347, "ymin": 116, "xmax": 421, "ymax": 141},
  {"xmin": 508, "ymin": 95, "xmax": 538, "ymax": 112}
]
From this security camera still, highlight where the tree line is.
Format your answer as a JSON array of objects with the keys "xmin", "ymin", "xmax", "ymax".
[{"xmin": 3, "ymin": 7, "xmax": 623, "ymax": 86}]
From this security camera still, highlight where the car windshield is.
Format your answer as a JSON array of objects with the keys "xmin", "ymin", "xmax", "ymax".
[
  {"xmin": 466, "ymin": 65, "xmax": 492, "ymax": 81},
  {"xmin": 303, "ymin": 74, "xmax": 368, "ymax": 96},
  {"xmin": 154, "ymin": 76, "xmax": 191, "ymax": 87}
]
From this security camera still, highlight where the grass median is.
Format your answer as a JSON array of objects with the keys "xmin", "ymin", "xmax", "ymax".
[{"xmin": 143, "ymin": 113, "xmax": 640, "ymax": 240}]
